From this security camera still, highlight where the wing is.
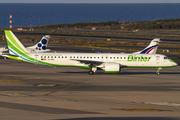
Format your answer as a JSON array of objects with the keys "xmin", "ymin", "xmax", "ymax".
[{"xmin": 71, "ymin": 59, "xmax": 104, "ymax": 67}]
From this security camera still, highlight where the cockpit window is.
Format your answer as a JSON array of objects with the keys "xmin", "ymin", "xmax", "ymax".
[{"xmin": 164, "ymin": 57, "xmax": 168, "ymax": 60}]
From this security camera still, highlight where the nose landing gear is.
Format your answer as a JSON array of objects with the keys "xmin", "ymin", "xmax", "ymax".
[{"xmin": 156, "ymin": 67, "xmax": 162, "ymax": 75}]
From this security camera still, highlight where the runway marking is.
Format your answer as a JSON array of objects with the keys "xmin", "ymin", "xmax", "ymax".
[
  {"xmin": 0, "ymin": 93, "xmax": 29, "ymax": 97},
  {"xmin": 36, "ymin": 84, "xmax": 57, "ymax": 87},
  {"xmin": 0, "ymin": 80, "xmax": 23, "ymax": 82},
  {"xmin": 44, "ymin": 84, "xmax": 78, "ymax": 96},
  {"xmin": 42, "ymin": 99, "xmax": 69, "ymax": 102},
  {"xmin": 142, "ymin": 102, "xmax": 180, "ymax": 107},
  {"xmin": 112, "ymin": 108, "xmax": 169, "ymax": 112}
]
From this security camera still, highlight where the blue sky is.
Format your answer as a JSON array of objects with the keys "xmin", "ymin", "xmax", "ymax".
[{"xmin": 1, "ymin": 0, "xmax": 180, "ymax": 3}]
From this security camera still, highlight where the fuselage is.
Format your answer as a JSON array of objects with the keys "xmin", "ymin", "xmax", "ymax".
[
  {"xmin": 4, "ymin": 30, "xmax": 178, "ymax": 75},
  {"xmin": 22, "ymin": 52, "xmax": 177, "ymax": 69}
]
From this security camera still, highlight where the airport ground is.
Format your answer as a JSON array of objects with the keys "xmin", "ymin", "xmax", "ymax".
[
  {"xmin": 0, "ymin": 55, "xmax": 180, "ymax": 120},
  {"xmin": 0, "ymin": 32, "xmax": 180, "ymax": 120}
]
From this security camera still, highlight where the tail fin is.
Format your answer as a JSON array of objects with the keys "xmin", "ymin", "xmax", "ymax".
[
  {"xmin": 4, "ymin": 30, "xmax": 29, "ymax": 56},
  {"xmin": 133, "ymin": 38, "xmax": 160, "ymax": 54},
  {"xmin": 26, "ymin": 35, "xmax": 50, "ymax": 53}
]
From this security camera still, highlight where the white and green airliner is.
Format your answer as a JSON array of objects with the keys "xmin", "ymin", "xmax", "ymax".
[{"xmin": 2, "ymin": 30, "xmax": 178, "ymax": 75}]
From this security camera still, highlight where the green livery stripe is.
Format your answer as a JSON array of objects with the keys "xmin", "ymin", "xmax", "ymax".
[
  {"xmin": 5, "ymin": 30, "xmax": 28, "ymax": 55},
  {"xmin": 7, "ymin": 40, "xmax": 27, "ymax": 57},
  {"xmin": 7, "ymin": 55, "xmax": 91, "ymax": 69},
  {"xmin": 7, "ymin": 56, "xmax": 20, "ymax": 61},
  {"xmin": 169, "ymin": 59, "xmax": 176, "ymax": 64},
  {"xmin": 127, "ymin": 66, "xmax": 177, "ymax": 68},
  {"xmin": 105, "ymin": 71, "xmax": 119, "ymax": 73}
]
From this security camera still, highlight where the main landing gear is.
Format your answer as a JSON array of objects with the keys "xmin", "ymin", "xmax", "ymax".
[
  {"xmin": 89, "ymin": 70, "xmax": 94, "ymax": 75},
  {"xmin": 88, "ymin": 67, "xmax": 97, "ymax": 75},
  {"xmin": 156, "ymin": 67, "xmax": 162, "ymax": 75}
]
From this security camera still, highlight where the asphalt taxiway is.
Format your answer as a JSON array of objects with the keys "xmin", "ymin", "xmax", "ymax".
[{"xmin": 0, "ymin": 57, "xmax": 180, "ymax": 120}]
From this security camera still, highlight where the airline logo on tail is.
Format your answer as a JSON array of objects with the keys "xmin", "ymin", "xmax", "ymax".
[
  {"xmin": 133, "ymin": 38, "xmax": 160, "ymax": 54},
  {"xmin": 36, "ymin": 36, "xmax": 49, "ymax": 50},
  {"xmin": 4, "ymin": 30, "xmax": 44, "ymax": 65},
  {"xmin": 26, "ymin": 35, "xmax": 50, "ymax": 53},
  {"xmin": 5, "ymin": 30, "xmax": 29, "ymax": 56},
  {"xmin": 140, "ymin": 45, "xmax": 158, "ymax": 54}
]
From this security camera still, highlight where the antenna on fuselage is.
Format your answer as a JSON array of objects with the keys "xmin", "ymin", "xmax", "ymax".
[{"xmin": 92, "ymin": 48, "xmax": 95, "ymax": 53}]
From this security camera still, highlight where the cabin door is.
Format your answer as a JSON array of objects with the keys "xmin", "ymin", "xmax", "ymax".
[
  {"xmin": 156, "ymin": 56, "xmax": 160, "ymax": 64},
  {"xmin": 34, "ymin": 55, "xmax": 39, "ymax": 62}
]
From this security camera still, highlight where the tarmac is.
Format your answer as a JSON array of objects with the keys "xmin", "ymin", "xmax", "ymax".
[{"xmin": 0, "ymin": 58, "xmax": 180, "ymax": 120}]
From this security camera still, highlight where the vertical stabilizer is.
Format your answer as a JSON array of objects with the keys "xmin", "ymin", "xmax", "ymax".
[
  {"xmin": 133, "ymin": 38, "xmax": 160, "ymax": 54},
  {"xmin": 26, "ymin": 35, "xmax": 50, "ymax": 53},
  {"xmin": 5, "ymin": 30, "xmax": 29, "ymax": 56}
]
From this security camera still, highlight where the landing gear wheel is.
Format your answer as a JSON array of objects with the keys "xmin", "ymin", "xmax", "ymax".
[
  {"xmin": 89, "ymin": 70, "xmax": 94, "ymax": 75},
  {"xmin": 156, "ymin": 72, "xmax": 160, "ymax": 75},
  {"xmin": 156, "ymin": 68, "xmax": 161, "ymax": 75}
]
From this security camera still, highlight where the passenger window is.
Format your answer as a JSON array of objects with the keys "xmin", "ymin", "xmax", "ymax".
[
  {"xmin": 110, "ymin": 57, "xmax": 112, "ymax": 59},
  {"xmin": 55, "ymin": 56, "xmax": 56, "ymax": 58},
  {"xmin": 117, "ymin": 57, "xmax": 119, "ymax": 59},
  {"xmin": 124, "ymin": 57, "xmax": 126, "ymax": 59},
  {"xmin": 51, "ymin": 56, "xmax": 53, "ymax": 58},
  {"xmin": 58, "ymin": 56, "xmax": 60, "ymax": 58},
  {"xmin": 164, "ymin": 57, "xmax": 168, "ymax": 59},
  {"xmin": 65, "ymin": 56, "xmax": 67, "ymax": 58},
  {"xmin": 62, "ymin": 56, "xmax": 63, "ymax": 58},
  {"xmin": 114, "ymin": 57, "xmax": 115, "ymax": 59},
  {"xmin": 70, "ymin": 56, "xmax": 72, "ymax": 58}
]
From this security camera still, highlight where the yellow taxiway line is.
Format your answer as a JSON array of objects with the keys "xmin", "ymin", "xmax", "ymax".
[{"xmin": 0, "ymin": 80, "xmax": 23, "ymax": 82}]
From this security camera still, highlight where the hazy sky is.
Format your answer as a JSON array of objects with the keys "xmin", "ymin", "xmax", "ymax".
[{"xmin": 1, "ymin": 0, "xmax": 180, "ymax": 3}]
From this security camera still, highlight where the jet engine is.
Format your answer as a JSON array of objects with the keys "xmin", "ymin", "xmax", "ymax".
[{"xmin": 103, "ymin": 62, "xmax": 121, "ymax": 73}]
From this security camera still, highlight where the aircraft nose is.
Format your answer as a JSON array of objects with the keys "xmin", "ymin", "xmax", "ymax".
[
  {"xmin": 169, "ymin": 59, "xmax": 178, "ymax": 66},
  {"xmin": 174, "ymin": 62, "xmax": 178, "ymax": 66},
  {"xmin": 172, "ymin": 61, "xmax": 178, "ymax": 66}
]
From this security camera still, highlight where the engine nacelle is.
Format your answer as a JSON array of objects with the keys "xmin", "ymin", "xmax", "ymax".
[{"xmin": 103, "ymin": 62, "xmax": 121, "ymax": 73}]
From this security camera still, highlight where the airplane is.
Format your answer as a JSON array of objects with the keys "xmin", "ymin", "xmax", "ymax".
[
  {"xmin": 0, "ymin": 35, "xmax": 50, "ymax": 56},
  {"xmin": 2, "ymin": 30, "xmax": 178, "ymax": 75}
]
